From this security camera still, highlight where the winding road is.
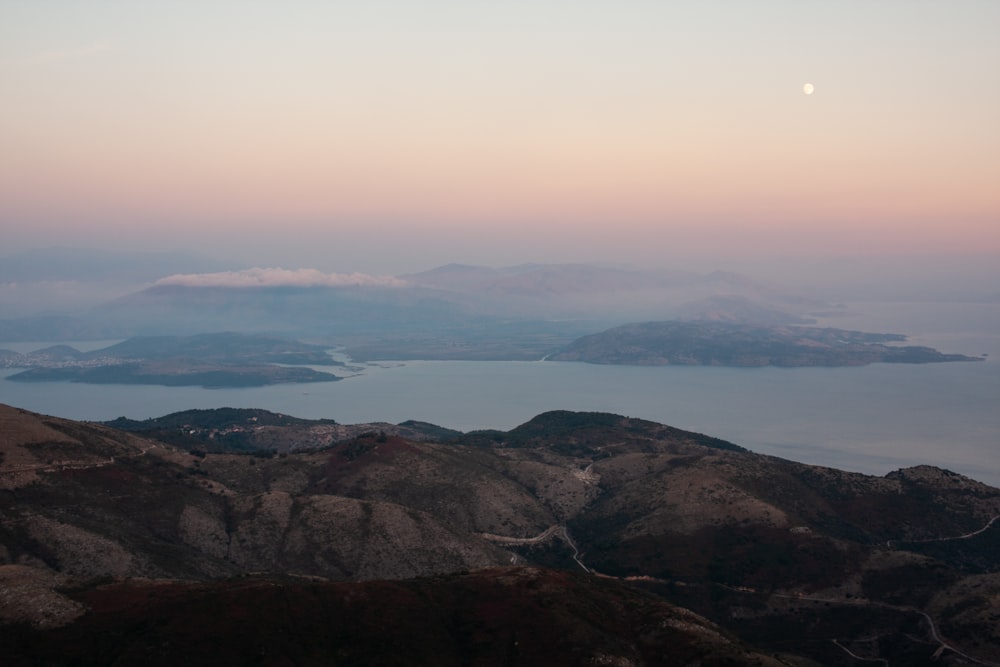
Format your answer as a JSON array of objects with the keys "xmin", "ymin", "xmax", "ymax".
[
  {"xmin": 887, "ymin": 515, "xmax": 999, "ymax": 549},
  {"xmin": 481, "ymin": 519, "xmax": 1000, "ymax": 666},
  {"xmin": 478, "ymin": 524, "xmax": 589, "ymax": 573}
]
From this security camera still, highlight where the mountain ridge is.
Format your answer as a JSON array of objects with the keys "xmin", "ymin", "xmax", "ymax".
[{"xmin": 2, "ymin": 402, "xmax": 999, "ymax": 663}]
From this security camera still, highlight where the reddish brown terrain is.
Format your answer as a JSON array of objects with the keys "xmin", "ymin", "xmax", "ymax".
[{"xmin": 2, "ymin": 403, "xmax": 999, "ymax": 664}]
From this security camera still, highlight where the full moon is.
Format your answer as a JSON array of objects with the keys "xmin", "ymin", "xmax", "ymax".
[{"xmin": 803, "ymin": 83, "xmax": 815, "ymax": 95}]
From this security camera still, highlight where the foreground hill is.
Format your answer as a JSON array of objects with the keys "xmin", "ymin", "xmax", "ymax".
[
  {"xmin": 551, "ymin": 320, "xmax": 984, "ymax": 366},
  {"xmin": 2, "ymin": 404, "xmax": 999, "ymax": 664},
  {"xmin": 0, "ymin": 567, "xmax": 784, "ymax": 667}
]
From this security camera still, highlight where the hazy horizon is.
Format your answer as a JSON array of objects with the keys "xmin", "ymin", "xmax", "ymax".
[
  {"xmin": 2, "ymin": 1, "xmax": 998, "ymax": 282},
  {"xmin": 2, "ymin": 244, "xmax": 999, "ymax": 321}
]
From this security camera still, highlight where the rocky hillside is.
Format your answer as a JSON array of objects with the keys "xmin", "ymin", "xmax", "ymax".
[{"xmin": 2, "ymin": 403, "xmax": 999, "ymax": 664}]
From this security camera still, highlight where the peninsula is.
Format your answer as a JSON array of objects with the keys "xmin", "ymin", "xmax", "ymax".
[
  {"xmin": 4, "ymin": 332, "xmax": 343, "ymax": 387},
  {"xmin": 549, "ymin": 321, "xmax": 985, "ymax": 367}
]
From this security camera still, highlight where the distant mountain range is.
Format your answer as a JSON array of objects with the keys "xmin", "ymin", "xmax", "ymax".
[
  {"xmin": 1, "ymin": 262, "xmax": 835, "ymax": 362},
  {"xmin": 3, "ymin": 261, "xmax": 988, "ymax": 368},
  {"xmin": 2, "ymin": 404, "xmax": 999, "ymax": 664}
]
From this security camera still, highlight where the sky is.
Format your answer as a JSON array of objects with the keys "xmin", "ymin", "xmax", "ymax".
[{"xmin": 2, "ymin": 1, "xmax": 999, "ymax": 273}]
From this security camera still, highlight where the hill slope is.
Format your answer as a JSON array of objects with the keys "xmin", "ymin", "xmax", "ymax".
[{"xmin": 2, "ymin": 404, "xmax": 999, "ymax": 664}]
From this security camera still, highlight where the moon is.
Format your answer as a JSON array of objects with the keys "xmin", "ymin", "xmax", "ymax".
[{"xmin": 803, "ymin": 83, "xmax": 815, "ymax": 95}]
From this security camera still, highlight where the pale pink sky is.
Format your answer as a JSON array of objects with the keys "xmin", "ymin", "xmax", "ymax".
[{"xmin": 2, "ymin": 1, "xmax": 998, "ymax": 271}]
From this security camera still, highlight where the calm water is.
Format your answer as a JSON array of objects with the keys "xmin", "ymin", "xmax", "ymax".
[{"xmin": 2, "ymin": 301, "xmax": 998, "ymax": 487}]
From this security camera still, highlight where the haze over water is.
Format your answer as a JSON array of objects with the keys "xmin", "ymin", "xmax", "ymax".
[{"xmin": 2, "ymin": 300, "xmax": 998, "ymax": 487}]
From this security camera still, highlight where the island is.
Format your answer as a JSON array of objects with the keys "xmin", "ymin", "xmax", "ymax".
[
  {"xmin": 548, "ymin": 321, "xmax": 985, "ymax": 367},
  {"xmin": 4, "ymin": 332, "xmax": 343, "ymax": 387}
]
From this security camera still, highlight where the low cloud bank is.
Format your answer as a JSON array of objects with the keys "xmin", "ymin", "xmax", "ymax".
[{"xmin": 154, "ymin": 268, "xmax": 408, "ymax": 289}]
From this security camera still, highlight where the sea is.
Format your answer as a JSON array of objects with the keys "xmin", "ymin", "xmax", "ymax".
[{"xmin": 2, "ymin": 301, "xmax": 998, "ymax": 487}]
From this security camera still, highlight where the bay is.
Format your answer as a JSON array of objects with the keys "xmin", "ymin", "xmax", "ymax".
[{"xmin": 1, "ymin": 301, "xmax": 998, "ymax": 487}]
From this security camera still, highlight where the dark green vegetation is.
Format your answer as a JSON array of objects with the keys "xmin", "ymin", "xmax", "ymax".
[
  {"xmin": 456, "ymin": 410, "xmax": 747, "ymax": 456},
  {"xmin": 551, "ymin": 320, "xmax": 985, "ymax": 367},
  {"xmin": 106, "ymin": 407, "xmax": 335, "ymax": 431},
  {"xmin": 102, "ymin": 408, "xmax": 460, "ymax": 454},
  {"xmin": 5, "ymin": 333, "xmax": 343, "ymax": 387},
  {"xmin": 3, "ymin": 404, "xmax": 999, "ymax": 664}
]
